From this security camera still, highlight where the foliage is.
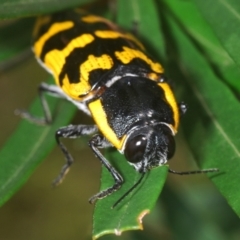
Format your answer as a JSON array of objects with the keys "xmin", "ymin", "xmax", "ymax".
[{"xmin": 0, "ymin": 0, "xmax": 240, "ymax": 239}]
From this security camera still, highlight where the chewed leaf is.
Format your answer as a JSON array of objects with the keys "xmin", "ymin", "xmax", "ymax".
[{"xmin": 93, "ymin": 150, "xmax": 168, "ymax": 239}]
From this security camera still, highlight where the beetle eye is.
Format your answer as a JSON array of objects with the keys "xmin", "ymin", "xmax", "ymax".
[{"xmin": 124, "ymin": 135, "xmax": 147, "ymax": 163}]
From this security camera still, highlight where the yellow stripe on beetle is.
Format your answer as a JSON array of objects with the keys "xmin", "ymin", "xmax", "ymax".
[
  {"xmin": 88, "ymin": 99, "xmax": 126, "ymax": 150},
  {"xmin": 158, "ymin": 82, "xmax": 179, "ymax": 132},
  {"xmin": 61, "ymin": 54, "xmax": 114, "ymax": 99},
  {"xmin": 80, "ymin": 54, "xmax": 114, "ymax": 83},
  {"xmin": 34, "ymin": 21, "xmax": 74, "ymax": 57},
  {"xmin": 43, "ymin": 33, "xmax": 94, "ymax": 87},
  {"xmin": 115, "ymin": 46, "xmax": 164, "ymax": 74},
  {"xmin": 95, "ymin": 30, "xmax": 145, "ymax": 50},
  {"xmin": 81, "ymin": 15, "xmax": 113, "ymax": 25},
  {"xmin": 33, "ymin": 16, "xmax": 51, "ymax": 38}
]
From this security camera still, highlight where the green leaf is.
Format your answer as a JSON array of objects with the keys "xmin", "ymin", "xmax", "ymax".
[
  {"xmin": 93, "ymin": 1, "xmax": 169, "ymax": 238},
  {"xmin": 0, "ymin": 78, "xmax": 76, "ymax": 206},
  {"xmin": 162, "ymin": 0, "xmax": 240, "ymax": 93},
  {"xmin": 0, "ymin": 18, "xmax": 34, "ymax": 69},
  {"xmin": 117, "ymin": 0, "xmax": 165, "ymax": 59},
  {"xmin": 161, "ymin": 7, "xmax": 240, "ymax": 216},
  {"xmin": 93, "ymin": 151, "xmax": 168, "ymax": 239},
  {"xmin": 193, "ymin": 0, "xmax": 240, "ymax": 71},
  {"xmin": 0, "ymin": 0, "xmax": 93, "ymax": 19},
  {"xmin": 161, "ymin": 184, "xmax": 237, "ymax": 240}
]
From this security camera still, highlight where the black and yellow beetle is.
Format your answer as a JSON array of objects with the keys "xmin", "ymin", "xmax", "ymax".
[{"xmin": 18, "ymin": 9, "xmax": 218, "ymax": 206}]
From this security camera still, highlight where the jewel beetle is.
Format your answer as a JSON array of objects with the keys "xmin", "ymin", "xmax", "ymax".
[{"xmin": 17, "ymin": 9, "xmax": 218, "ymax": 207}]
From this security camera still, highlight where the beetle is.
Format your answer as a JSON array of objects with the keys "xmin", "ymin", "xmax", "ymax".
[{"xmin": 17, "ymin": 9, "xmax": 218, "ymax": 206}]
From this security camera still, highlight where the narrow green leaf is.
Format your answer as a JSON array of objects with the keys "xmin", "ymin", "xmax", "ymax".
[
  {"xmin": 93, "ymin": 1, "xmax": 168, "ymax": 238},
  {"xmin": 161, "ymin": 185, "xmax": 235, "ymax": 240},
  {"xmin": 117, "ymin": 0, "xmax": 165, "ymax": 59},
  {"xmin": 162, "ymin": 0, "xmax": 240, "ymax": 93},
  {"xmin": 0, "ymin": 18, "xmax": 34, "ymax": 69},
  {"xmin": 0, "ymin": 0, "xmax": 93, "ymax": 19},
  {"xmin": 163, "ymin": 11, "xmax": 240, "ymax": 216},
  {"xmin": 93, "ymin": 151, "xmax": 168, "ymax": 239},
  {"xmin": 193, "ymin": 0, "xmax": 240, "ymax": 71},
  {"xmin": 0, "ymin": 78, "xmax": 76, "ymax": 206}
]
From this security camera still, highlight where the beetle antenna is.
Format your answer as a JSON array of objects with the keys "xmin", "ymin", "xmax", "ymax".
[
  {"xmin": 112, "ymin": 172, "xmax": 146, "ymax": 209},
  {"xmin": 168, "ymin": 168, "xmax": 219, "ymax": 175}
]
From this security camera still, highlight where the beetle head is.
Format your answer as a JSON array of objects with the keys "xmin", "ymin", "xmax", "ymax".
[{"xmin": 124, "ymin": 124, "xmax": 175, "ymax": 173}]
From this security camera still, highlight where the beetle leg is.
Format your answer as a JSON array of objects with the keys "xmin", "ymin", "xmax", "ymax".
[
  {"xmin": 53, "ymin": 124, "xmax": 98, "ymax": 186},
  {"xmin": 15, "ymin": 82, "xmax": 66, "ymax": 125},
  {"xmin": 88, "ymin": 134, "xmax": 123, "ymax": 204}
]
